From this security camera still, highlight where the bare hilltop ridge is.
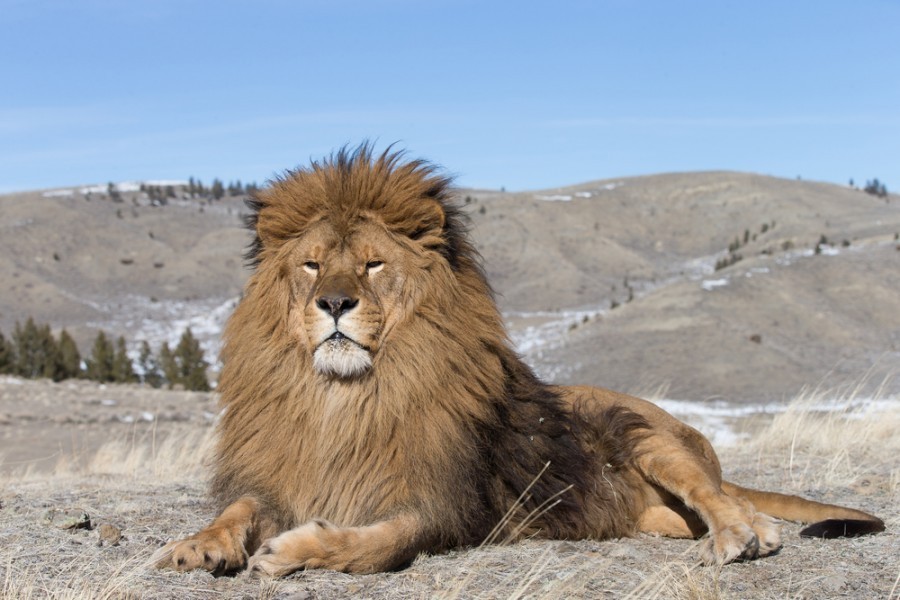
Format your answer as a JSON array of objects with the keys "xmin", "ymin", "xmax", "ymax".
[{"xmin": 1, "ymin": 171, "xmax": 899, "ymax": 402}]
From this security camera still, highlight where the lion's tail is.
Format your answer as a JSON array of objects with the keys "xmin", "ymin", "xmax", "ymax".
[{"xmin": 722, "ymin": 481, "xmax": 885, "ymax": 538}]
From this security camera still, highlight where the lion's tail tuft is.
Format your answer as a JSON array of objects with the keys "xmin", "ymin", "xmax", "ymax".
[
  {"xmin": 799, "ymin": 518, "xmax": 885, "ymax": 538},
  {"xmin": 722, "ymin": 481, "xmax": 884, "ymax": 537}
]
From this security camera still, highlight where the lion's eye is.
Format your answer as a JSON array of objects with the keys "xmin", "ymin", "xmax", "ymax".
[
  {"xmin": 303, "ymin": 261, "xmax": 319, "ymax": 274},
  {"xmin": 366, "ymin": 260, "xmax": 384, "ymax": 274}
]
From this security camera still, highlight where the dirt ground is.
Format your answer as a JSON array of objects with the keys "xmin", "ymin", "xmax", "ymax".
[{"xmin": 1, "ymin": 378, "xmax": 897, "ymax": 599}]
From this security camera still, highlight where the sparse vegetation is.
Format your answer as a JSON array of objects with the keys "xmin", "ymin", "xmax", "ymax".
[
  {"xmin": 716, "ymin": 221, "xmax": 777, "ymax": 271},
  {"xmin": 864, "ymin": 178, "xmax": 889, "ymax": 198},
  {"xmin": 714, "ymin": 252, "xmax": 742, "ymax": 271},
  {"xmin": 0, "ymin": 321, "xmax": 209, "ymax": 390}
]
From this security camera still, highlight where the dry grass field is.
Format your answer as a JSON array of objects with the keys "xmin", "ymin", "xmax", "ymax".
[{"xmin": 1, "ymin": 380, "xmax": 896, "ymax": 599}]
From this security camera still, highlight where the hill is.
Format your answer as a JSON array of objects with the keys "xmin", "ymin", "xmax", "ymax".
[{"xmin": 1, "ymin": 172, "xmax": 898, "ymax": 401}]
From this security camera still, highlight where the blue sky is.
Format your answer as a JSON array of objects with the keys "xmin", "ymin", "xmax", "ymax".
[{"xmin": 1, "ymin": 0, "xmax": 898, "ymax": 192}]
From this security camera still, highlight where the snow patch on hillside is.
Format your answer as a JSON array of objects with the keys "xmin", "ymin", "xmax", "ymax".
[
  {"xmin": 535, "ymin": 194, "xmax": 573, "ymax": 202},
  {"xmin": 42, "ymin": 180, "xmax": 190, "ymax": 197},
  {"xmin": 655, "ymin": 395, "xmax": 898, "ymax": 447},
  {"xmin": 701, "ymin": 278, "xmax": 729, "ymax": 291},
  {"xmin": 85, "ymin": 295, "xmax": 239, "ymax": 367}
]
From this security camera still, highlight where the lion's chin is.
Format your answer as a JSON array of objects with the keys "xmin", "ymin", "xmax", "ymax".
[{"xmin": 312, "ymin": 338, "xmax": 373, "ymax": 378}]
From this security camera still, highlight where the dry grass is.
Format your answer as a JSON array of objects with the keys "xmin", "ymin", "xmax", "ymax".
[
  {"xmin": 740, "ymin": 377, "xmax": 899, "ymax": 492},
  {"xmin": 1, "ymin": 386, "xmax": 897, "ymax": 599},
  {"xmin": 15, "ymin": 427, "xmax": 217, "ymax": 484}
]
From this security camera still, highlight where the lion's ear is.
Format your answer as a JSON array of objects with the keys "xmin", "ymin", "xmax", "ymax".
[{"xmin": 405, "ymin": 199, "xmax": 446, "ymax": 243}]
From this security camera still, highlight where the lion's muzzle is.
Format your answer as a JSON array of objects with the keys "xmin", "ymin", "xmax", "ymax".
[{"xmin": 312, "ymin": 334, "xmax": 373, "ymax": 378}]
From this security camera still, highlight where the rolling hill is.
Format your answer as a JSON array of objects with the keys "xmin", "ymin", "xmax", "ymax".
[{"xmin": 1, "ymin": 172, "xmax": 898, "ymax": 402}]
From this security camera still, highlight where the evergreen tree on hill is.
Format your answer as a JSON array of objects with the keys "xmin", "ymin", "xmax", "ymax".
[
  {"xmin": 138, "ymin": 340, "xmax": 164, "ymax": 388},
  {"xmin": 58, "ymin": 329, "xmax": 82, "ymax": 380},
  {"xmin": 159, "ymin": 342, "xmax": 178, "ymax": 388},
  {"xmin": 86, "ymin": 330, "xmax": 115, "ymax": 382},
  {"xmin": 112, "ymin": 336, "xmax": 137, "ymax": 383},
  {"xmin": 175, "ymin": 328, "xmax": 210, "ymax": 391},
  {"xmin": 211, "ymin": 178, "xmax": 225, "ymax": 200},
  {"xmin": 13, "ymin": 318, "xmax": 45, "ymax": 378},
  {"xmin": 0, "ymin": 330, "xmax": 15, "ymax": 375},
  {"xmin": 37, "ymin": 323, "xmax": 64, "ymax": 381}
]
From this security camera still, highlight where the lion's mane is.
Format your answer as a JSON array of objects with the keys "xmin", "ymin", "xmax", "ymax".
[{"xmin": 210, "ymin": 145, "xmax": 647, "ymax": 550}]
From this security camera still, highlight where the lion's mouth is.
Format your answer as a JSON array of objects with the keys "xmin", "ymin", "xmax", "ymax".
[
  {"xmin": 320, "ymin": 330, "xmax": 367, "ymax": 349},
  {"xmin": 313, "ymin": 331, "xmax": 372, "ymax": 378}
]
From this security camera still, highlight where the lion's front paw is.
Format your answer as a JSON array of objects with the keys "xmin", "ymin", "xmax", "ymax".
[
  {"xmin": 153, "ymin": 527, "xmax": 247, "ymax": 576},
  {"xmin": 247, "ymin": 521, "xmax": 339, "ymax": 578},
  {"xmin": 247, "ymin": 536, "xmax": 307, "ymax": 578},
  {"xmin": 699, "ymin": 522, "xmax": 760, "ymax": 565}
]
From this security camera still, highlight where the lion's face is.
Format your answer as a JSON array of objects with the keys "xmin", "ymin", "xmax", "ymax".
[{"xmin": 282, "ymin": 217, "xmax": 419, "ymax": 379}]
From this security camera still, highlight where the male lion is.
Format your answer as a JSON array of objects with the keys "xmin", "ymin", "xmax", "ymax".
[{"xmin": 155, "ymin": 146, "xmax": 883, "ymax": 577}]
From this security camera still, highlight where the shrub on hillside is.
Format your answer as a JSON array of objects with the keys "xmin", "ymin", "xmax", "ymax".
[{"xmin": 863, "ymin": 178, "xmax": 888, "ymax": 198}]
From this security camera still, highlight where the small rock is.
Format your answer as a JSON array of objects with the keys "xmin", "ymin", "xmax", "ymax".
[
  {"xmin": 45, "ymin": 508, "xmax": 92, "ymax": 531},
  {"xmin": 820, "ymin": 573, "xmax": 847, "ymax": 593},
  {"xmin": 98, "ymin": 523, "xmax": 122, "ymax": 546}
]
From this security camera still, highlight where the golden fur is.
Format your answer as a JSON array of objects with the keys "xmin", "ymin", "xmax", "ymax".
[{"xmin": 155, "ymin": 146, "xmax": 884, "ymax": 577}]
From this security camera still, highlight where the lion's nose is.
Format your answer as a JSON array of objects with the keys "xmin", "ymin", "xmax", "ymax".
[{"xmin": 316, "ymin": 294, "xmax": 359, "ymax": 319}]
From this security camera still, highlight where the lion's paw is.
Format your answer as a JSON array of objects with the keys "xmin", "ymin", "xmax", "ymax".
[
  {"xmin": 699, "ymin": 522, "xmax": 760, "ymax": 565},
  {"xmin": 153, "ymin": 528, "xmax": 247, "ymax": 576},
  {"xmin": 247, "ymin": 536, "xmax": 308, "ymax": 578},
  {"xmin": 751, "ymin": 512, "xmax": 782, "ymax": 556}
]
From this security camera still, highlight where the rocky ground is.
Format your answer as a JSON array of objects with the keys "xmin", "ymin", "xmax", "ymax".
[{"xmin": 0, "ymin": 378, "xmax": 897, "ymax": 599}]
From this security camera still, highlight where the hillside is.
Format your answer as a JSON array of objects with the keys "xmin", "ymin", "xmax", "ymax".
[{"xmin": 1, "ymin": 172, "xmax": 899, "ymax": 401}]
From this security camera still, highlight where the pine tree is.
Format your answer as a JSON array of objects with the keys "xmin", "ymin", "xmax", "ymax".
[
  {"xmin": 107, "ymin": 182, "xmax": 122, "ymax": 202},
  {"xmin": 0, "ymin": 330, "xmax": 15, "ymax": 375},
  {"xmin": 86, "ymin": 331, "xmax": 115, "ymax": 382},
  {"xmin": 13, "ymin": 318, "xmax": 42, "ymax": 378},
  {"xmin": 37, "ymin": 323, "xmax": 63, "ymax": 381},
  {"xmin": 159, "ymin": 342, "xmax": 178, "ymax": 388},
  {"xmin": 138, "ymin": 340, "xmax": 164, "ymax": 388},
  {"xmin": 175, "ymin": 328, "xmax": 210, "ymax": 391},
  {"xmin": 211, "ymin": 178, "xmax": 225, "ymax": 201},
  {"xmin": 112, "ymin": 336, "xmax": 137, "ymax": 383},
  {"xmin": 58, "ymin": 329, "xmax": 82, "ymax": 379}
]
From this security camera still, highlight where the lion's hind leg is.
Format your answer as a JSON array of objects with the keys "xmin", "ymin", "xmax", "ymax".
[
  {"xmin": 637, "ymin": 502, "xmax": 706, "ymax": 539},
  {"xmin": 633, "ymin": 429, "xmax": 783, "ymax": 565},
  {"xmin": 154, "ymin": 497, "xmax": 276, "ymax": 576}
]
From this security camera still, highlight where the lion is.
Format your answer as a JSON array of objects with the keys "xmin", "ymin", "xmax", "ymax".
[{"xmin": 154, "ymin": 145, "xmax": 884, "ymax": 577}]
